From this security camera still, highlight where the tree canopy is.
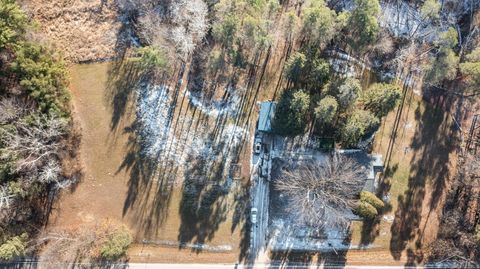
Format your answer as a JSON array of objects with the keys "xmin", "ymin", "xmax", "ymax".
[
  {"xmin": 460, "ymin": 47, "xmax": 480, "ymax": 93},
  {"xmin": 301, "ymin": 0, "xmax": 337, "ymax": 47},
  {"xmin": 362, "ymin": 83, "xmax": 402, "ymax": 117},
  {"xmin": 347, "ymin": 0, "xmax": 381, "ymax": 51},
  {"xmin": 0, "ymin": 0, "xmax": 27, "ymax": 49},
  {"xmin": 273, "ymin": 89, "xmax": 311, "ymax": 136},
  {"xmin": 314, "ymin": 95, "xmax": 338, "ymax": 126},
  {"xmin": 341, "ymin": 109, "xmax": 379, "ymax": 147}
]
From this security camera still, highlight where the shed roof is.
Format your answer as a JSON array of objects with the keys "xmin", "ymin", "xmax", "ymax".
[{"xmin": 258, "ymin": 101, "xmax": 276, "ymax": 132}]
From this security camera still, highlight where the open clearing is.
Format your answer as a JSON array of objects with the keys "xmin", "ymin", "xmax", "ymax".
[
  {"xmin": 47, "ymin": 62, "xmax": 251, "ymax": 263},
  {"xmin": 346, "ymin": 88, "xmax": 459, "ymax": 266}
]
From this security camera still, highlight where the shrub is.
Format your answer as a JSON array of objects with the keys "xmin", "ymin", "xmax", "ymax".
[
  {"xmin": 360, "ymin": 191, "xmax": 384, "ymax": 210},
  {"xmin": 134, "ymin": 46, "xmax": 168, "ymax": 72},
  {"xmin": 354, "ymin": 201, "xmax": 378, "ymax": 219},
  {"xmin": 100, "ymin": 226, "xmax": 132, "ymax": 260},
  {"xmin": 475, "ymin": 224, "xmax": 480, "ymax": 243},
  {"xmin": 0, "ymin": 233, "xmax": 28, "ymax": 261}
]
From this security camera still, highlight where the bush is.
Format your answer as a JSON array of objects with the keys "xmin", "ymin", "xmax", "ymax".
[
  {"xmin": 100, "ymin": 226, "xmax": 132, "ymax": 260},
  {"xmin": 360, "ymin": 191, "xmax": 384, "ymax": 210},
  {"xmin": 354, "ymin": 201, "xmax": 378, "ymax": 219},
  {"xmin": 0, "ymin": 233, "xmax": 28, "ymax": 261},
  {"xmin": 475, "ymin": 224, "xmax": 480, "ymax": 243},
  {"xmin": 134, "ymin": 46, "xmax": 168, "ymax": 72}
]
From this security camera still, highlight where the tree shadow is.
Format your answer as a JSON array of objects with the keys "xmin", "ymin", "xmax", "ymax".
[{"xmin": 389, "ymin": 91, "xmax": 460, "ymax": 265}]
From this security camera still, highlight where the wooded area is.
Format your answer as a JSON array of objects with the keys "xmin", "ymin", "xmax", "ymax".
[{"xmin": 0, "ymin": 0, "xmax": 479, "ymax": 266}]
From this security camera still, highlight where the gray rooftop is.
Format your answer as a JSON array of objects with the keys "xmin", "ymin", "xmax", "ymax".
[{"xmin": 258, "ymin": 101, "xmax": 276, "ymax": 132}]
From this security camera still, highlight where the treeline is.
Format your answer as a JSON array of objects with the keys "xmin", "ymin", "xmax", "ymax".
[
  {"xmin": 0, "ymin": 0, "xmax": 72, "ymax": 261},
  {"xmin": 269, "ymin": 0, "xmax": 400, "ymax": 146}
]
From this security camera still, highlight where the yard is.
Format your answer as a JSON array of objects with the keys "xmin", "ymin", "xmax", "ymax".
[
  {"xmin": 46, "ymin": 62, "xmax": 254, "ymax": 263},
  {"xmin": 264, "ymin": 87, "xmax": 460, "ymax": 267},
  {"xmin": 47, "ymin": 59, "xmax": 460, "ymax": 266},
  {"xmin": 348, "ymin": 88, "xmax": 459, "ymax": 266}
]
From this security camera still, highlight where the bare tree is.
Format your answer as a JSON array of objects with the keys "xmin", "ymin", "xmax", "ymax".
[
  {"xmin": 134, "ymin": 0, "xmax": 208, "ymax": 59},
  {"xmin": 38, "ymin": 228, "xmax": 98, "ymax": 266},
  {"xmin": 0, "ymin": 186, "xmax": 15, "ymax": 209},
  {"xmin": 0, "ymin": 98, "xmax": 30, "ymax": 124},
  {"xmin": 0, "ymin": 114, "xmax": 66, "ymax": 172},
  {"xmin": 275, "ymin": 155, "xmax": 366, "ymax": 228}
]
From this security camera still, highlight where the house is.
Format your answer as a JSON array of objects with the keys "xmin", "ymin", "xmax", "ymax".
[{"xmin": 336, "ymin": 149, "xmax": 384, "ymax": 192}]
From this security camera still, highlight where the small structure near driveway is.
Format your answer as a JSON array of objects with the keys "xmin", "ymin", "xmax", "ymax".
[{"xmin": 257, "ymin": 101, "xmax": 276, "ymax": 133}]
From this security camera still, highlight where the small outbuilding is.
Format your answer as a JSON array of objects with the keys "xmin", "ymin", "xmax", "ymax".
[{"xmin": 258, "ymin": 101, "xmax": 276, "ymax": 133}]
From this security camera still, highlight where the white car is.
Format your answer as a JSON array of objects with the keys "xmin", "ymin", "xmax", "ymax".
[
  {"xmin": 254, "ymin": 142, "xmax": 262, "ymax": 154},
  {"xmin": 254, "ymin": 137, "xmax": 262, "ymax": 154},
  {"xmin": 251, "ymin": 207, "xmax": 258, "ymax": 224}
]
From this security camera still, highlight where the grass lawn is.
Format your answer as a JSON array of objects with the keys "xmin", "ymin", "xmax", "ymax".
[
  {"xmin": 48, "ymin": 62, "xmax": 254, "ymax": 264},
  {"xmin": 347, "ymin": 89, "xmax": 459, "ymax": 266}
]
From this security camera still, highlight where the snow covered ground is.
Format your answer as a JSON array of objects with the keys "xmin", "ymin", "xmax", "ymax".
[
  {"xmin": 135, "ymin": 83, "xmax": 248, "ymax": 181},
  {"xmin": 186, "ymin": 86, "xmax": 243, "ymax": 118}
]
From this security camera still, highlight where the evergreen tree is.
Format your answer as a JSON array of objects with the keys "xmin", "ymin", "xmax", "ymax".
[
  {"xmin": 314, "ymin": 95, "xmax": 338, "ymax": 126},
  {"xmin": 273, "ymin": 89, "xmax": 311, "ymax": 136},
  {"xmin": 347, "ymin": 0, "xmax": 381, "ymax": 51},
  {"xmin": 363, "ymin": 83, "xmax": 401, "ymax": 117},
  {"xmin": 301, "ymin": 0, "xmax": 337, "ymax": 47},
  {"xmin": 0, "ymin": 0, "xmax": 27, "ymax": 49},
  {"xmin": 341, "ymin": 109, "xmax": 379, "ymax": 147},
  {"xmin": 460, "ymin": 47, "xmax": 480, "ymax": 93}
]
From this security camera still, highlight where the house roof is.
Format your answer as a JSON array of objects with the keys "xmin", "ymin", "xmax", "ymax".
[
  {"xmin": 258, "ymin": 101, "xmax": 276, "ymax": 132},
  {"xmin": 336, "ymin": 150, "xmax": 384, "ymax": 192}
]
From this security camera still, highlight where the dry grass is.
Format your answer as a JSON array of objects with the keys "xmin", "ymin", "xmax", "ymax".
[
  {"xmin": 347, "ymin": 90, "xmax": 459, "ymax": 266},
  {"xmin": 47, "ymin": 62, "xmax": 252, "ymax": 263},
  {"xmin": 22, "ymin": 0, "xmax": 121, "ymax": 62}
]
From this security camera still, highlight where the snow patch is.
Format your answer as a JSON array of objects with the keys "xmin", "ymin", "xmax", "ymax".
[
  {"xmin": 187, "ymin": 86, "xmax": 242, "ymax": 118},
  {"xmin": 135, "ymin": 84, "xmax": 248, "ymax": 169}
]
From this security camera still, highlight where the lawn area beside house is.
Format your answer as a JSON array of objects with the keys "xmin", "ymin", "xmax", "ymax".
[
  {"xmin": 46, "ymin": 62, "xmax": 253, "ymax": 264},
  {"xmin": 347, "ymin": 89, "xmax": 459, "ymax": 266}
]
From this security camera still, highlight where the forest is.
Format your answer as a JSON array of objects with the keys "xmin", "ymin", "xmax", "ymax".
[{"xmin": 0, "ymin": 0, "xmax": 479, "ymax": 267}]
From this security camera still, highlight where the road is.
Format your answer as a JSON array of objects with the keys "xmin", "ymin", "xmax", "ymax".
[
  {"xmin": 249, "ymin": 133, "xmax": 271, "ymax": 260},
  {"xmin": 0, "ymin": 261, "xmax": 424, "ymax": 269}
]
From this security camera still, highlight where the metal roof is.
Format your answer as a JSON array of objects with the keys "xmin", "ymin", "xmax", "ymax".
[{"xmin": 258, "ymin": 101, "xmax": 276, "ymax": 132}]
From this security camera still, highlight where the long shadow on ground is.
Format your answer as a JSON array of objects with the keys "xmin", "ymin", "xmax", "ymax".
[{"xmin": 388, "ymin": 91, "xmax": 460, "ymax": 266}]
